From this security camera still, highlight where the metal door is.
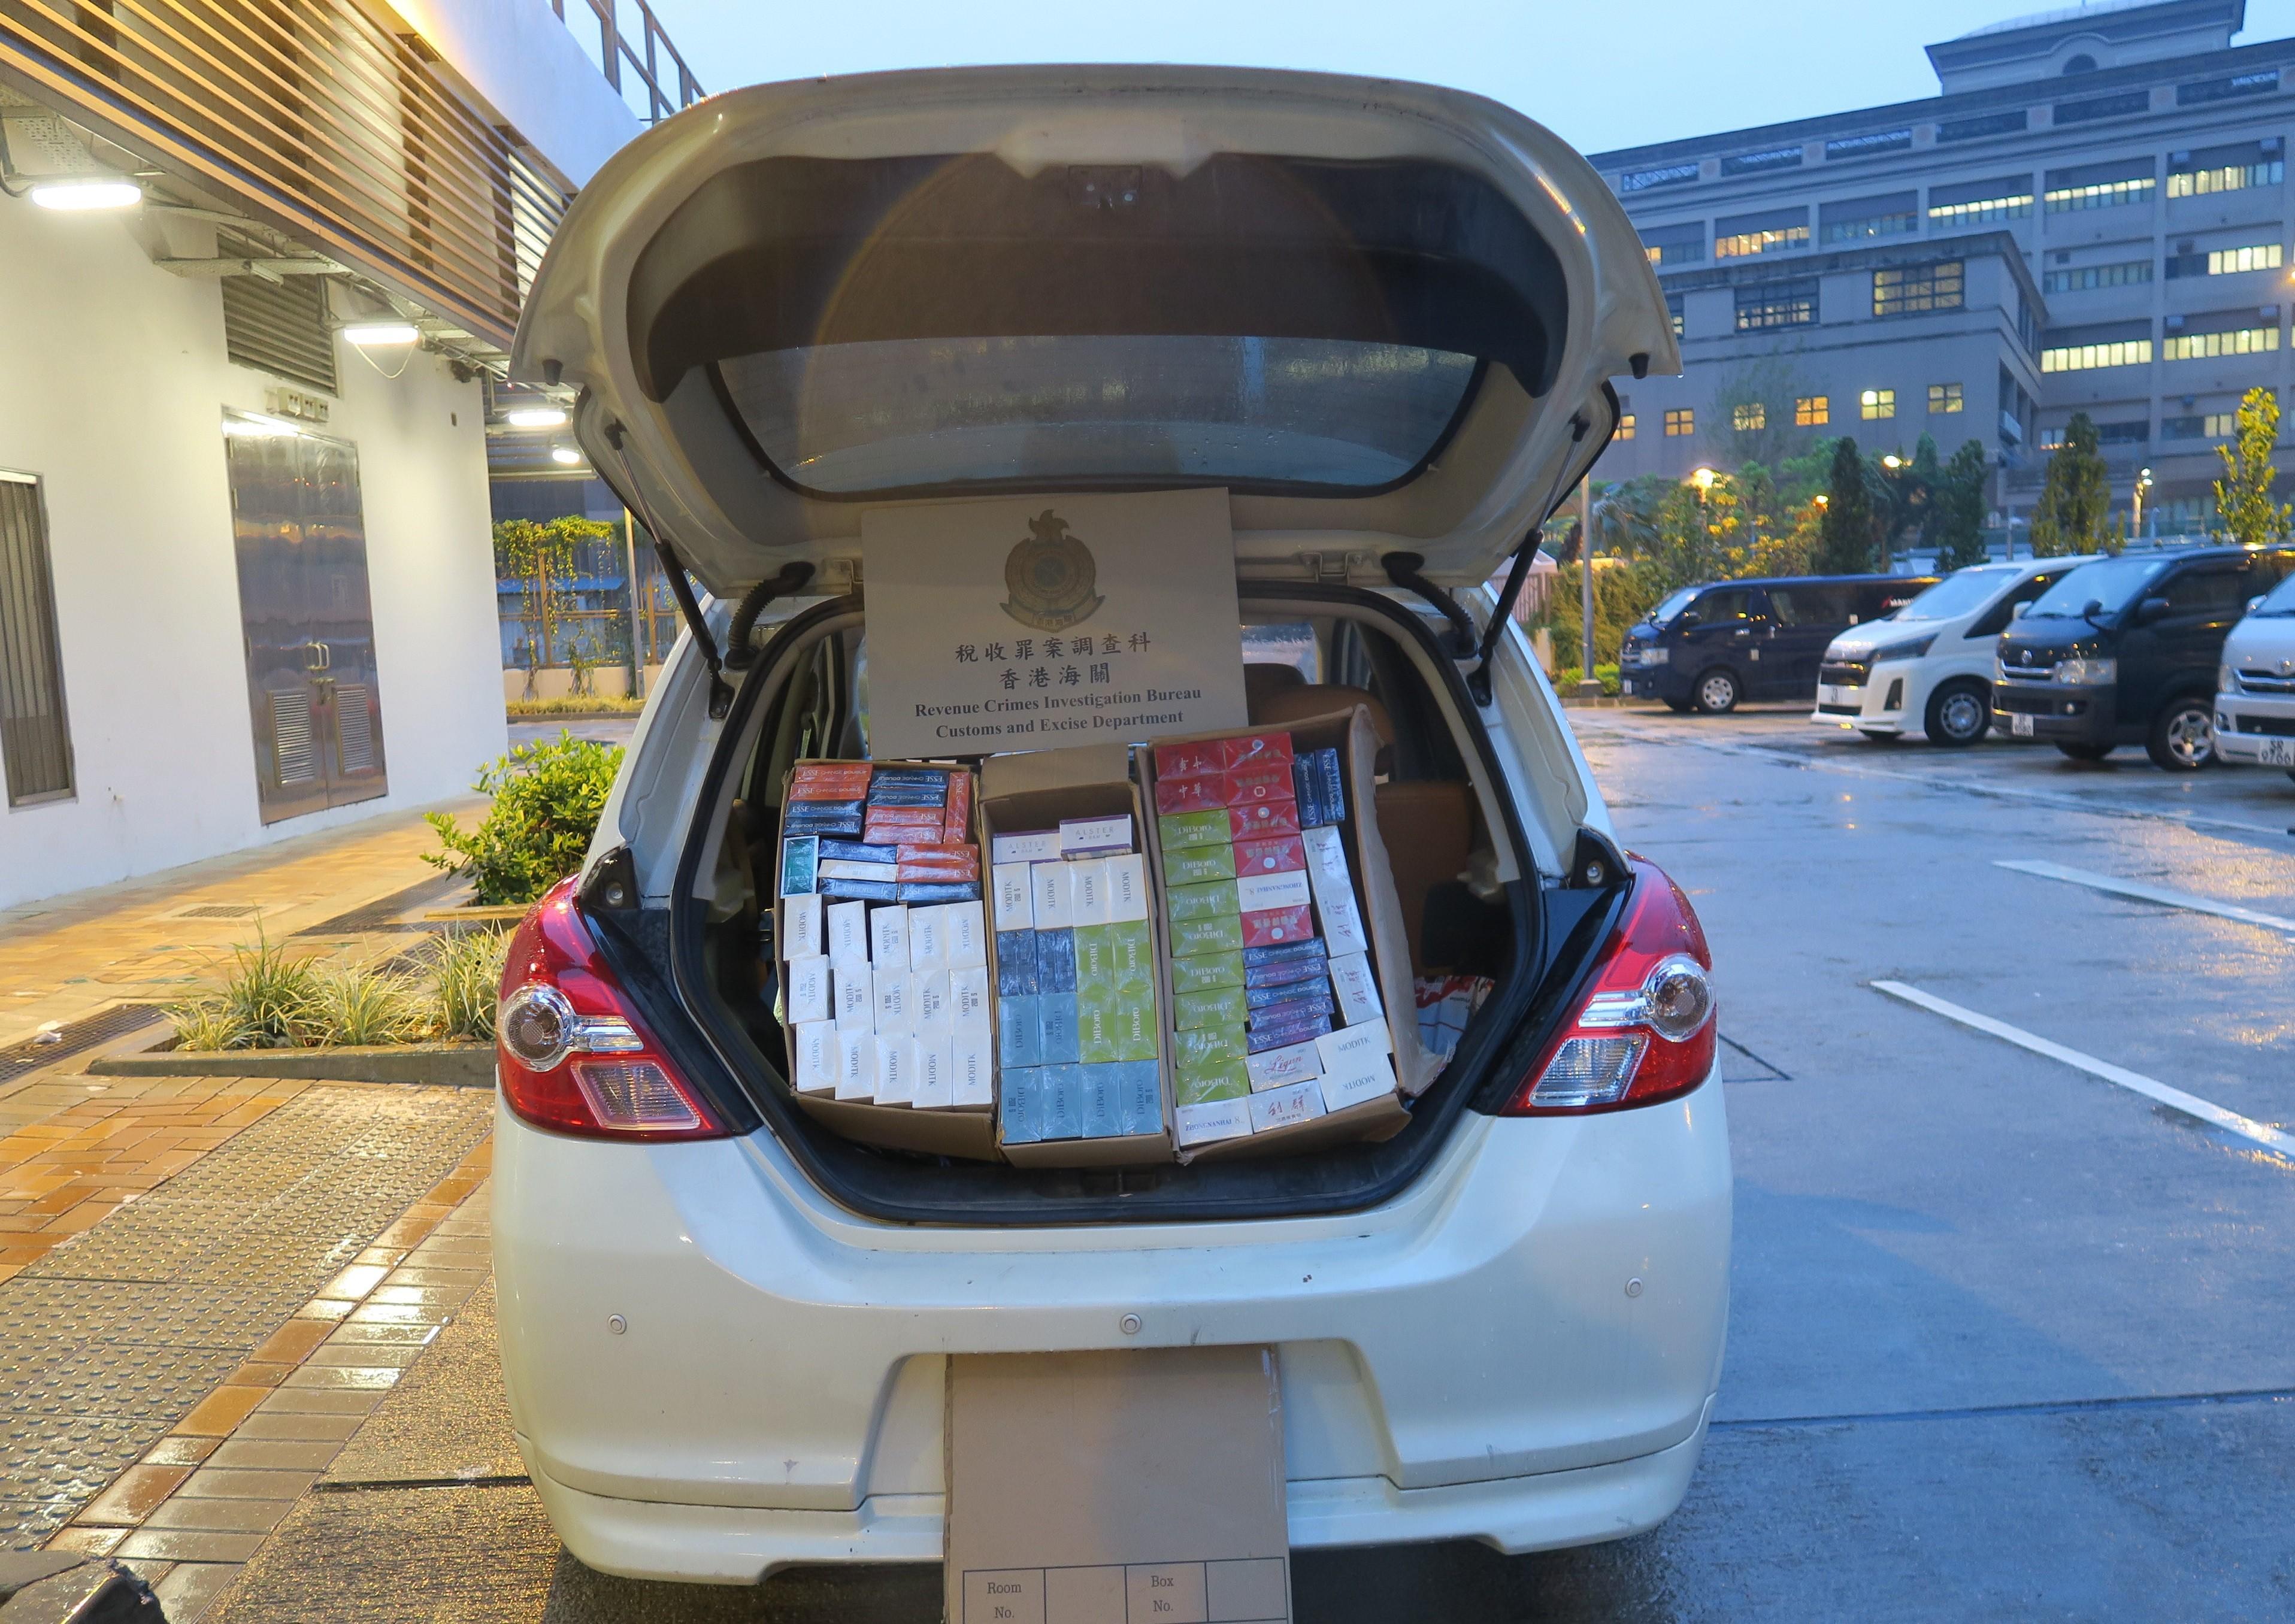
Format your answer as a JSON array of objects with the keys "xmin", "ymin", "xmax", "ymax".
[{"xmin": 225, "ymin": 417, "xmax": 389, "ymax": 823}]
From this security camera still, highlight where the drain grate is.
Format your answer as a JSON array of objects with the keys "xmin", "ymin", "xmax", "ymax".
[
  {"xmin": 168, "ymin": 902, "xmax": 262, "ymax": 921},
  {"xmin": 0, "ymin": 1004, "xmax": 168, "ymax": 1087},
  {"xmin": 296, "ymin": 873, "xmax": 468, "ymax": 937}
]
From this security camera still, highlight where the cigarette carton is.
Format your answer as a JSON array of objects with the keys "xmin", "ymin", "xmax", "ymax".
[
  {"xmin": 1175, "ymin": 985, "xmax": 1248, "ymax": 1031},
  {"xmin": 912, "ymin": 1035, "xmax": 956, "ymax": 1110},
  {"xmin": 1167, "ymin": 879, "xmax": 1240, "ymax": 922},
  {"xmin": 1000, "ymin": 1068, "xmax": 1043, "ymax": 1144},
  {"xmin": 1234, "ymin": 835, "xmax": 1306, "ymax": 876},
  {"xmin": 1105, "ymin": 854, "xmax": 1150, "ymax": 923},
  {"xmin": 1245, "ymin": 1039, "xmax": 1322, "ymax": 1091},
  {"xmin": 1174, "ymin": 1097, "xmax": 1253, "ymax": 1147},
  {"xmin": 1329, "ymin": 952, "xmax": 1384, "ymax": 1028},
  {"xmin": 944, "ymin": 901, "xmax": 988, "ymax": 969},
  {"xmin": 791, "ymin": 1020, "xmax": 837, "ymax": 1094},
  {"xmin": 1247, "ymin": 1078, "xmax": 1326, "ymax": 1134},
  {"xmin": 1234, "ymin": 869, "xmax": 1312, "ymax": 914},
  {"xmin": 833, "ymin": 964, "xmax": 874, "ymax": 1030},
  {"xmin": 1167, "ymin": 914, "xmax": 1245, "ymax": 958},
  {"xmin": 1239, "ymin": 904, "xmax": 1315, "ymax": 947},
  {"xmin": 1171, "ymin": 949, "xmax": 1245, "ymax": 995},
  {"xmin": 1080, "ymin": 1066, "xmax": 1124, "ymax": 1138},
  {"xmin": 1170, "ymin": 1023, "xmax": 1247, "ymax": 1074},
  {"xmin": 875, "ymin": 1035, "xmax": 917, "ymax": 1105},
  {"xmin": 1175, "ymin": 1059, "xmax": 1250, "ymax": 1107},
  {"xmin": 1156, "ymin": 810, "xmax": 1230, "ymax": 850},
  {"xmin": 780, "ymin": 836, "xmax": 819, "ymax": 896},
  {"xmin": 1318, "ymin": 1050, "xmax": 1398, "ymax": 1115},
  {"xmin": 868, "ymin": 905, "xmax": 909, "ymax": 971},
  {"xmin": 826, "ymin": 900, "xmax": 870, "ymax": 966},
  {"xmin": 1059, "ymin": 815, "xmax": 1133, "ymax": 858},
  {"xmin": 995, "ymin": 931, "xmax": 1039, "ymax": 996},
  {"xmin": 1035, "ymin": 928, "xmax": 1078, "ymax": 992},
  {"xmin": 835, "ymin": 1028, "xmax": 877, "ymax": 1101},
  {"xmin": 1030, "ymin": 861, "xmax": 1076, "ymax": 929},
  {"xmin": 1037, "ymin": 992, "xmax": 1082, "ymax": 1064},
  {"xmin": 1039, "ymin": 1064, "xmax": 1084, "ymax": 1140},
  {"xmin": 913, "ymin": 969, "xmax": 953, "ymax": 1034},
  {"xmin": 819, "ymin": 859, "xmax": 898, "ymax": 883},
  {"xmin": 873, "ymin": 970, "xmax": 915, "ymax": 1035},
  {"xmin": 1107, "ymin": 920, "xmax": 1156, "ymax": 990},
  {"xmin": 949, "ymin": 966, "xmax": 992, "ymax": 1034},
  {"xmin": 1068, "ymin": 857, "xmax": 1112, "ymax": 926},
  {"xmin": 952, "ymin": 1031, "xmax": 995, "ymax": 1108},
  {"xmin": 782, "ymin": 892, "xmax": 825, "ymax": 961},
  {"xmin": 1162, "ymin": 843, "xmax": 1237, "ymax": 887},
  {"xmin": 785, "ymin": 956, "xmax": 831, "ymax": 1025},
  {"xmin": 998, "ymin": 994, "xmax": 1044, "ymax": 1068},
  {"xmin": 991, "ymin": 829, "xmax": 1061, "ymax": 864},
  {"xmin": 907, "ymin": 904, "xmax": 948, "ymax": 974},
  {"xmin": 992, "ymin": 863, "xmax": 1035, "ymax": 931}
]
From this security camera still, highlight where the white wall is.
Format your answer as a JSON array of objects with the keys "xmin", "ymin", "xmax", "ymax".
[
  {"xmin": 380, "ymin": 0, "xmax": 644, "ymax": 189},
  {"xmin": 0, "ymin": 198, "xmax": 507, "ymax": 909}
]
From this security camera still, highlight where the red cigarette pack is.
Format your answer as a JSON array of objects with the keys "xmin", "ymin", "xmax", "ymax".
[
  {"xmin": 1234, "ymin": 835, "xmax": 1306, "ymax": 875},
  {"xmin": 1152, "ymin": 738, "xmax": 1226, "ymax": 783},
  {"xmin": 1221, "ymin": 763, "xmax": 1297, "ymax": 808},
  {"xmin": 789, "ymin": 761, "xmax": 874, "ymax": 801},
  {"xmin": 1240, "ymin": 904, "xmax": 1315, "ymax": 947},
  {"xmin": 1228, "ymin": 801, "xmax": 1302, "ymax": 840},
  {"xmin": 1220, "ymin": 731, "xmax": 1296, "ymax": 771}
]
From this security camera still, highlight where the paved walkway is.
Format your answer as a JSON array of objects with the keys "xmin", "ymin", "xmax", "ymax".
[{"xmin": 0, "ymin": 799, "xmax": 483, "ymax": 1050}]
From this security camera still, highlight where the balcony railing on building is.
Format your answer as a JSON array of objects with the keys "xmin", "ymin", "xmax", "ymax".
[{"xmin": 551, "ymin": 0, "xmax": 700, "ymax": 126}]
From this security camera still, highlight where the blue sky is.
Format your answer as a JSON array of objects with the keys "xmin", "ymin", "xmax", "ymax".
[{"xmin": 639, "ymin": 0, "xmax": 2295, "ymax": 154}]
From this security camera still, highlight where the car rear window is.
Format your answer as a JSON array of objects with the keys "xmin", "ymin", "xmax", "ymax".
[{"xmin": 715, "ymin": 335, "xmax": 1480, "ymax": 498}]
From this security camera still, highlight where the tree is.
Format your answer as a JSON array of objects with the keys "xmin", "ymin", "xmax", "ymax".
[
  {"xmin": 2028, "ymin": 413, "xmax": 2109, "ymax": 557},
  {"xmin": 2213, "ymin": 385, "xmax": 2293, "ymax": 549},
  {"xmin": 1906, "ymin": 432, "xmax": 1943, "ymax": 553},
  {"xmin": 1814, "ymin": 436, "xmax": 1878, "ymax": 574},
  {"xmin": 1931, "ymin": 441, "xmax": 1993, "ymax": 571},
  {"xmin": 493, "ymin": 515, "xmax": 615, "ymax": 690},
  {"xmin": 1712, "ymin": 356, "xmax": 1816, "ymax": 471}
]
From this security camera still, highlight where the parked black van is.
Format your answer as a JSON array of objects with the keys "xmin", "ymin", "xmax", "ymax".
[
  {"xmin": 1993, "ymin": 543, "xmax": 2295, "ymax": 770},
  {"xmin": 1618, "ymin": 574, "xmax": 1936, "ymax": 713}
]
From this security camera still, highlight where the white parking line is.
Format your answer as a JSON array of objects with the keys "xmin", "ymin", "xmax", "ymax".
[
  {"xmin": 1872, "ymin": 981, "xmax": 2295, "ymax": 1156},
  {"xmin": 1996, "ymin": 859, "xmax": 2295, "ymax": 935}
]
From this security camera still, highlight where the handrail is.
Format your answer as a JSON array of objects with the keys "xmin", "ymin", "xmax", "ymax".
[{"xmin": 550, "ymin": 0, "xmax": 703, "ymax": 122}]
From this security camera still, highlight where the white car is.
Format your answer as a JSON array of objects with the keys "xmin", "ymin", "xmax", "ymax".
[
  {"xmin": 489, "ymin": 65, "xmax": 1729, "ymax": 1586},
  {"xmin": 2215, "ymin": 569, "xmax": 2295, "ymax": 777},
  {"xmin": 1810, "ymin": 557, "xmax": 2093, "ymax": 744}
]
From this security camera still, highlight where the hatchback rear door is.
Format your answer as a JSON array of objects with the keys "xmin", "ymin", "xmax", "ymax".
[{"xmin": 512, "ymin": 66, "xmax": 1678, "ymax": 600}]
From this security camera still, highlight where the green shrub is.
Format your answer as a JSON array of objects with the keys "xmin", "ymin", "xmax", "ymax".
[
  {"xmin": 425, "ymin": 731, "xmax": 623, "ymax": 905},
  {"xmin": 299, "ymin": 966, "xmax": 432, "ymax": 1047},
  {"xmin": 167, "ymin": 934, "xmax": 323, "ymax": 1050},
  {"xmin": 432, "ymin": 929, "xmax": 510, "ymax": 1042},
  {"xmin": 505, "ymin": 695, "xmax": 642, "ymax": 716}
]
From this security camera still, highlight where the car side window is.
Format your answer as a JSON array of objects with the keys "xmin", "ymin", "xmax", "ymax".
[
  {"xmin": 2160, "ymin": 569, "xmax": 2245, "ymax": 616},
  {"xmin": 1774, "ymin": 585, "xmax": 1852, "ymax": 625},
  {"xmin": 2248, "ymin": 550, "xmax": 2295, "ymax": 596},
  {"xmin": 1968, "ymin": 572, "xmax": 2058, "ymax": 639},
  {"xmin": 1694, "ymin": 587, "xmax": 1755, "ymax": 625}
]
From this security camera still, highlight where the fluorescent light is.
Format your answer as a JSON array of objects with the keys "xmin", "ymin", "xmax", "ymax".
[
  {"xmin": 550, "ymin": 446, "xmax": 583, "ymax": 465},
  {"xmin": 504, "ymin": 406, "xmax": 568, "ymax": 429},
  {"xmin": 222, "ymin": 413, "xmax": 303, "ymax": 439},
  {"xmin": 342, "ymin": 322, "xmax": 419, "ymax": 347},
  {"xmin": 29, "ymin": 177, "xmax": 142, "ymax": 211}
]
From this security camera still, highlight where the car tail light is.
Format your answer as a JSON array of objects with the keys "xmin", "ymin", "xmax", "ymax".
[
  {"xmin": 495, "ymin": 878, "xmax": 731, "ymax": 1140},
  {"xmin": 1504, "ymin": 857, "xmax": 1716, "ymax": 1115}
]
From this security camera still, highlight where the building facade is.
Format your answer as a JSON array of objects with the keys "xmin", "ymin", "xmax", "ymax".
[
  {"xmin": 1591, "ymin": 0, "xmax": 2295, "ymax": 532},
  {"xmin": 0, "ymin": 0, "xmax": 697, "ymax": 908}
]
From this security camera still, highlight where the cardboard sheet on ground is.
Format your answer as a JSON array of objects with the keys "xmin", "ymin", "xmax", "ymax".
[
  {"xmin": 946, "ymin": 1347, "xmax": 1291, "ymax": 1624},
  {"xmin": 862, "ymin": 490, "xmax": 1248, "ymax": 759}
]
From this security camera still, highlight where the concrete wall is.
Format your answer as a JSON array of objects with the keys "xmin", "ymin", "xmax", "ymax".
[{"xmin": 0, "ymin": 199, "xmax": 507, "ymax": 908}]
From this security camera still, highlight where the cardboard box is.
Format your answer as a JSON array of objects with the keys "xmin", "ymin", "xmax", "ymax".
[
  {"xmin": 776, "ymin": 758, "xmax": 1001, "ymax": 1162},
  {"xmin": 944, "ymin": 1348, "xmax": 1292, "ymax": 1624},
  {"xmin": 982, "ymin": 744, "xmax": 1174, "ymax": 1167},
  {"xmin": 1137, "ymin": 708, "xmax": 1427, "ymax": 1164}
]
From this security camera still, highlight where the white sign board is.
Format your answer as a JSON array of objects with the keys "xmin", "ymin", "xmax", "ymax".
[{"xmin": 861, "ymin": 490, "xmax": 1248, "ymax": 759}]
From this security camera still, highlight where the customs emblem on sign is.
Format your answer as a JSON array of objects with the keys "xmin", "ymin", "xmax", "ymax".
[{"xmin": 1001, "ymin": 510, "xmax": 1104, "ymax": 631}]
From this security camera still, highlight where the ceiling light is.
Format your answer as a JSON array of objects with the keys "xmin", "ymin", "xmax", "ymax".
[
  {"xmin": 550, "ymin": 446, "xmax": 583, "ymax": 465},
  {"xmin": 342, "ymin": 322, "xmax": 419, "ymax": 347},
  {"xmin": 29, "ymin": 177, "xmax": 141, "ymax": 211},
  {"xmin": 505, "ymin": 406, "xmax": 568, "ymax": 429}
]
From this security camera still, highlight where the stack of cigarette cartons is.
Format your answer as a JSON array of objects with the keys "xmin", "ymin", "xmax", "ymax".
[
  {"xmin": 776, "ymin": 760, "xmax": 1001, "ymax": 1159},
  {"xmin": 980, "ymin": 744, "xmax": 1174, "ymax": 1165},
  {"xmin": 1140, "ymin": 708, "xmax": 1431, "ymax": 1158}
]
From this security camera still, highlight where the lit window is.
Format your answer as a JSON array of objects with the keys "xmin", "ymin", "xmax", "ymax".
[
  {"xmin": 1664, "ymin": 408, "xmax": 1695, "ymax": 437},
  {"xmin": 1733, "ymin": 402, "xmax": 1766, "ymax": 431},
  {"xmin": 1927, "ymin": 192, "xmax": 2032, "ymax": 226},
  {"xmin": 1618, "ymin": 413, "xmax": 1637, "ymax": 441},
  {"xmin": 2211, "ymin": 243, "xmax": 2283, "ymax": 274},
  {"xmin": 1735, "ymin": 280, "xmax": 1818, "ymax": 331},
  {"xmin": 2043, "ymin": 177, "xmax": 2155, "ymax": 212},
  {"xmin": 1715, "ymin": 223, "xmax": 1811, "ymax": 258},
  {"xmin": 1928, "ymin": 383, "xmax": 1964, "ymax": 414},
  {"xmin": 1667, "ymin": 293, "xmax": 1685, "ymax": 339},
  {"xmin": 2205, "ymin": 411, "xmax": 2239, "ymax": 436},
  {"xmin": 2162, "ymin": 326, "xmax": 2281, "ymax": 360},
  {"xmin": 1860, "ymin": 389, "xmax": 1896, "ymax": 420},
  {"xmin": 1873, "ymin": 262, "xmax": 1966, "ymax": 316},
  {"xmin": 2040, "ymin": 339, "xmax": 2154, "ymax": 371},
  {"xmin": 2166, "ymin": 158, "xmax": 2285, "ymax": 198},
  {"xmin": 1821, "ymin": 210, "xmax": 1918, "ymax": 244},
  {"xmin": 1795, "ymin": 395, "xmax": 1830, "ymax": 426}
]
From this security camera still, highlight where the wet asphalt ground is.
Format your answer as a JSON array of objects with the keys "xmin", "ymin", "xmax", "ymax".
[{"xmin": 214, "ymin": 704, "xmax": 2295, "ymax": 1622}]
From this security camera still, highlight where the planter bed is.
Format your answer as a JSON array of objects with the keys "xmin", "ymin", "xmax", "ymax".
[{"xmin": 88, "ymin": 1034, "xmax": 495, "ymax": 1088}]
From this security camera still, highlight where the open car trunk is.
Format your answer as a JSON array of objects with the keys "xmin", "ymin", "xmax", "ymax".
[{"xmin": 583, "ymin": 579, "xmax": 1629, "ymax": 1226}]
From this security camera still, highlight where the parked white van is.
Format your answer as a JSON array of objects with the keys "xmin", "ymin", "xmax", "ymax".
[
  {"xmin": 1811, "ymin": 558, "xmax": 2093, "ymax": 745},
  {"xmin": 2214, "ymin": 570, "xmax": 2295, "ymax": 778}
]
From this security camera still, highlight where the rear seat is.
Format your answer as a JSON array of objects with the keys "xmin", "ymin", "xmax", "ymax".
[{"xmin": 1247, "ymin": 677, "xmax": 1477, "ymax": 973}]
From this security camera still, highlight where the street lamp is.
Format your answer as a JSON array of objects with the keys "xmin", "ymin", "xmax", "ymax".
[
  {"xmin": 1690, "ymin": 466, "xmax": 1716, "ymax": 493},
  {"xmin": 2133, "ymin": 466, "xmax": 2153, "ymax": 540},
  {"xmin": 1882, "ymin": 455, "xmax": 1903, "ymax": 469}
]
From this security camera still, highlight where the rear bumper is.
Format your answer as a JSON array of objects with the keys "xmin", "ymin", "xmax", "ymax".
[
  {"xmin": 521, "ymin": 1403, "xmax": 1716, "ymax": 1584},
  {"xmin": 493, "ymin": 1082, "xmax": 1731, "ymax": 1582}
]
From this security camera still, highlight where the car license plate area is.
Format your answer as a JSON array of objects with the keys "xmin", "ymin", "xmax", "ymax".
[
  {"xmin": 2261, "ymin": 737, "xmax": 2294, "ymax": 765},
  {"xmin": 2011, "ymin": 712, "xmax": 2035, "ymax": 738},
  {"xmin": 1817, "ymin": 684, "xmax": 1856, "ymax": 709}
]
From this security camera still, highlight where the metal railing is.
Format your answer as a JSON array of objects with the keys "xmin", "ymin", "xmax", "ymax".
[
  {"xmin": 551, "ymin": 0, "xmax": 701, "ymax": 123},
  {"xmin": 1, "ymin": 0, "xmax": 568, "ymax": 349}
]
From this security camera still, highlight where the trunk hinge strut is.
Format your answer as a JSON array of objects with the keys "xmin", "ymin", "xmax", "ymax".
[
  {"xmin": 604, "ymin": 422, "xmax": 735, "ymax": 718},
  {"xmin": 1464, "ymin": 410, "xmax": 1600, "ymax": 707},
  {"xmin": 1380, "ymin": 552, "xmax": 1477, "ymax": 660}
]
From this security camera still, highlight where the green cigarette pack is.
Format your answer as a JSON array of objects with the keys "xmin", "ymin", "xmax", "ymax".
[
  {"xmin": 1174, "ymin": 984, "xmax": 1248, "ymax": 1031},
  {"xmin": 1161, "ymin": 842, "xmax": 1237, "ymax": 887},
  {"xmin": 1167, "ymin": 914, "xmax": 1246, "ymax": 958},
  {"xmin": 1170, "ymin": 950, "xmax": 1245, "ymax": 995},
  {"xmin": 1171, "ymin": 1022, "xmax": 1247, "ymax": 1073},
  {"xmin": 1108, "ymin": 920, "xmax": 1156, "ymax": 990},
  {"xmin": 1157, "ymin": 810, "xmax": 1231, "ymax": 850},
  {"xmin": 1166, "ymin": 878, "xmax": 1241, "ymax": 923},
  {"xmin": 1175, "ymin": 1059, "xmax": 1249, "ymax": 1107}
]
